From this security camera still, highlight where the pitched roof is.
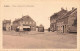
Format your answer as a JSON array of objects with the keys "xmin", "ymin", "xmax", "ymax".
[
  {"xmin": 57, "ymin": 9, "xmax": 68, "ymax": 19},
  {"xmin": 21, "ymin": 15, "xmax": 35, "ymax": 22},
  {"xmin": 50, "ymin": 9, "xmax": 68, "ymax": 19},
  {"xmin": 39, "ymin": 24, "xmax": 44, "ymax": 27},
  {"xmin": 13, "ymin": 15, "xmax": 36, "ymax": 23},
  {"xmin": 58, "ymin": 8, "xmax": 77, "ymax": 19},
  {"xmin": 3, "ymin": 20, "xmax": 11, "ymax": 24}
]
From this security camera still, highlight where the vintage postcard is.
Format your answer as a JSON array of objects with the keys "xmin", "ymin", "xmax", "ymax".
[{"xmin": 0, "ymin": 0, "xmax": 80, "ymax": 51}]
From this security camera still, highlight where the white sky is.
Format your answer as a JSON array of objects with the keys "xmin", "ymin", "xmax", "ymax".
[{"xmin": 1, "ymin": 0, "xmax": 78, "ymax": 29}]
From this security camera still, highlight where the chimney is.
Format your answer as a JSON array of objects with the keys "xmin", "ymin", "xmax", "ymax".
[
  {"xmin": 72, "ymin": 7, "xmax": 75, "ymax": 10},
  {"xmin": 61, "ymin": 7, "xmax": 64, "ymax": 10}
]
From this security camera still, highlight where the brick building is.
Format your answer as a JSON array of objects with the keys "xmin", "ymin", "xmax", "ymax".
[
  {"xmin": 12, "ymin": 15, "xmax": 36, "ymax": 31},
  {"xmin": 3, "ymin": 20, "xmax": 11, "ymax": 31},
  {"xmin": 50, "ymin": 8, "xmax": 68, "ymax": 32},
  {"xmin": 67, "ymin": 8, "xmax": 77, "ymax": 32},
  {"xmin": 50, "ymin": 7, "xmax": 77, "ymax": 33}
]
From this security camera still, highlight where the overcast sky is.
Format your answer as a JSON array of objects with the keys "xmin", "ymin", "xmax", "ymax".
[{"xmin": 1, "ymin": 0, "xmax": 78, "ymax": 29}]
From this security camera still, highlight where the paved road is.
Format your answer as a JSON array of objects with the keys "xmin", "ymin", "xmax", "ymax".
[{"xmin": 3, "ymin": 31, "xmax": 77, "ymax": 49}]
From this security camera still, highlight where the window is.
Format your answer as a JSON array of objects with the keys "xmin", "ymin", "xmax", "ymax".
[
  {"xmin": 30, "ymin": 22, "xmax": 32, "ymax": 24},
  {"xmin": 23, "ymin": 21, "xmax": 25, "ymax": 24},
  {"xmin": 26, "ymin": 22, "xmax": 28, "ymax": 24}
]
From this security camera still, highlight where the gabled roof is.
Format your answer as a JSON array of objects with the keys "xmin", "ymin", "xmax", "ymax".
[
  {"xmin": 3, "ymin": 20, "xmax": 11, "ymax": 24},
  {"xmin": 57, "ymin": 9, "xmax": 68, "ymax": 19},
  {"xmin": 58, "ymin": 8, "xmax": 77, "ymax": 20},
  {"xmin": 50, "ymin": 8, "xmax": 77, "ymax": 20},
  {"xmin": 13, "ymin": 15, "xmax": 36, "ymax": 23},
  {"xmin": 21, "ymin": 15, "xmax": 35, "ymax": 22},
  {"xmin": 39, "ymin": 24, "xmax": 44, "ymax": 27},
  {"xmin": 50, "ymin": 9, "xmax": 68, "ymax": 19},
  {"xmin": 65, "ymin": 8, "xmax": 77, "ymax": 17}
]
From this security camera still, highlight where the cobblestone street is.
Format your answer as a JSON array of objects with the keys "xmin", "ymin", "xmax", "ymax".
[{"xmin": 3, "ymin": 31, "xmax": 77, "ymax": 49}]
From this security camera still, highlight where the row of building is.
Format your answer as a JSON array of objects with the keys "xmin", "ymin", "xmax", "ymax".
[
  {"xmin": 50, "ymin": 7, "xmax": 77, "ymax": 33},
  {"xmin": 3, "ymin": 15, "xmax": 44, "ymax": 32},
  {"xmin": 3, "ymin": 7, "xmax": 77, "ymax": 33}
]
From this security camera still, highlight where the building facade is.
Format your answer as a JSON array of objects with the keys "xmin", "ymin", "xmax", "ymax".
[
  {"xmin": 50, "ymin": 8, "xmax": 68, "ymax": 32},
  {"xmin": 50, "ymin": 7, "xmax": 77, "ymax": 33},
  {"xmin": 50, "ymin": 13, "xmax": 57, "ymax": 32},
  {"xmin": 3, "ymin": 20, "xmax": 11, "ymax": 31},
  {"xmin": 67, "ymin": 8, "xmax": 77, "ymax": 32},
  {"xmin": 38, "ymin": 24, "xmax": 44, "ymax": 32},
  {"xmin": 12, "ymin": 15, "xmax": 36, "ymax": 31}
]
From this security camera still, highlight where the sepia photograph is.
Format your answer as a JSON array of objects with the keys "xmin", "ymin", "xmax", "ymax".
[{"xmin": 0, "ymin": 0, "xmax": 80, "ymax": 51}]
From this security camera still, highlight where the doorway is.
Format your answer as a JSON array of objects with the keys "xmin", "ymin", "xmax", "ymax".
[{"xmin": 63, "ymin": 26, "xmax": 64, "ymax": 33}]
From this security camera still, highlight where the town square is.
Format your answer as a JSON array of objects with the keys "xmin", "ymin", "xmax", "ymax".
[
  {"xmin": 2, "ymin": 7, "xmax": 77, "ymax": 49},
  {"xmin": 2, "ymin": 0, "xmax": 77, "ymax": 49},
  {"xmin": 3, "ymin": 31, "xmax": 77, "ymax": 49}
]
